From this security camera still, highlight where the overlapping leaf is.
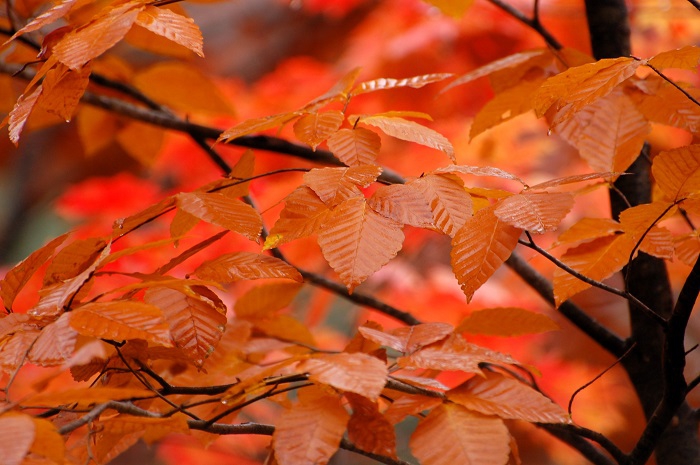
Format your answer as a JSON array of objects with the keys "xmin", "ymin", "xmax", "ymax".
[
  {"xmin": 28, "ymin": 313, "xmax": 77, "ymax": 366},
  {"xmin": 265, "ymin": 187, "xmax": 332, "ymax": 249},
  {"xmin": 631, "ymin": 78, "xmax": 700, "ymax": 133},
  {"xmin": 194, "ymin": 252, "xmax": 302, "ymax": 283},
  {"xmin": 652, "ymin": 145, "xmax": 700, "ymax": 200},
  {"xmin": 318, "ymin": 197, "xmax": 404, "ymax": 292},
  {"xmin": 350, "ymin": 73, "xmax": 453, "ymax": 96},
  {"xmin": 358, "ymin": 322, "xmax": 453, "ymax": 353},
  {"xmin": 0, "ymin": 414, "xmax": 36, "ymax": 465},
  {"xmin": 135, "ymin": 6, "xmax": 203, "ymax": 57},
  {"xmin": 299, "ymin": 353, "xmax": 387, "ymax": 400},
  {"xmin": 327, "ymin": 127, "xmax": 381, "ymax": 166},
  {"xmin": 346, "ymin": 393, "xmax": 397, "ymax": 458},
  {"xmin": 293, "ymin": 111, "xmax": 344, "ymax": 149},
  {"xmin": 647, "ymin": 45, "xmax": 700, "ymax": 70},
  {"xmin": 8, "ymin": 86, "xmax": 42, "ymax": 144},
  {"xmin": 555, "ymin": 217, "xmax": 622, "ymax": 246},
  {"xmin": 5, "ymin": 0, "xmax": 78, "ymax": 42},
  {"xmin": 303, "ymin": 165, "xmax": 382, "ymax": 206},
  {"xmin": 470, "ymin": 78, "xmax": 544, "ymax": 138},
  {"xmin": 177, "ymin": 192, "xmax": 262, "ymax": 240},
  {"xmin": 36, "ymin": 63, "xmax": 91, "ymax": 121},
  {"xmin": 101, "ymin": 414, "xmax": 190, "ymax": 444},
  {"xmin": 457, "ymin": 307, "xmax": 559, "ymax": 336},
  {"xmin": 234, "ymin": 282, "xmax": 302, "ymax": 318},
  {"xmin": 494, "ymin": 191, "xmax": 574, "ymax": 233},
  {"xmin": 27, "ymin": 387, "xmax": 154, "ymax": 407},
  {"xmin": 451, "ymin": 205, "xmax": 521, "ymax": 302},
  {"xmin": 433, "ymin": 164, "xmax": 525, "ymax": 184},
  {"xmin": 410, "ymin": 173, "xmax": 472, "ymax": 237},
  {"xmin": 410, "ymin": 404, "xmax": 510, "ymax": 465},
  {"xmin": 367, "ymin": 184, "xmax": 434, "ymax": 227},
  {"xmin": 218, "ymin": 111, "xmax": 301, "ymax": 143}
]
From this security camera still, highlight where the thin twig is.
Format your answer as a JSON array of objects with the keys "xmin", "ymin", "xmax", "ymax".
[
  {"xmin": 645, "ymin": 61, "xmax": 700, "ymax": 109},
  {"xmin": 487, "ymin": 0, "xmax": 563, "ymax": 50}
]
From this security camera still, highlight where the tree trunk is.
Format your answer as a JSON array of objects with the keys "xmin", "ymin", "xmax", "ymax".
[{"xmin": 584, "ymin": 2, "xmax": 700, "ymax": 464}]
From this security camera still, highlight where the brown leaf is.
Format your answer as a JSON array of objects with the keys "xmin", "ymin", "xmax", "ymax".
[
  {"xmin": 345, "ymin": 393, "xmax": 397, "ymax": 458},
  {"xmin": 44, "ymin": 236, "xmax": 107, "ymax": 286},
  {"xmin": 300, "ymin": 352, "xmax": 387, "ymax": 400},
  {"xmin": 410, "ymin": 173, "xmax": 472, "ymax": 237},
  {"xmin": 8, "ymin": 86, "xmax": 42, "ymax": 145},
  {"xmin": 410, "ymin": 404, "xmax": 510, "ymax": 465},
  {"xmin": 470, "ymin": 78, "xmax": 543, "ymax": 139},
  {"xmin": 29, "ymin": 417, "xmax": 65, "ymax": 463},
  {"xmin": 631, "ymin": 78, "xmax": 700, "ymax": 132},
  {"xmin": 69, "ymin": 301, "xmax": 173, "ymax": 346},
  {"xmin": 145, "ymin": 287, "xmax": 227, "ymax": 367},
  {"xmin": 457, "ymin": 307, "xmax": 559, "ymax": 336},
  {"xmin": 318, "ymin": 197, "xmax": 404, "ymax": 292},
  {"xmin": 448, "ymin": 372, "xmax": 570, "ymax": 423},
  {"xmin": 368, "ymin": 183, "xmax": 434, "ymax": 228},
  {"xmin": 265, "ymin": 186, "xmax": 332, "ymax": 249},
  {"xmin": 0, "ymin": 413, "xmax": 36, "ymax": 465},
  {"xmin": 327, "ymin": 127, "xmax": 381, "ymax": 166},
  {"xmin": 494, "ymin": 192, "xmax": 574, "ymax": 233},
  {"xmin": 273, "ymin": 395, "xmax": 349, "ymax": 465},
  {"xmin": 177, "ymin": 192, "xmax": 262, "ymax": 241},
  {"xmin": 293, "ymin": 111, "xmax": 345, "ymax": 150},
  {"xmin": 358, "ymin": 322, "xmax": 453, "ymax": 353},
  {"xmin": 135, "ymin": 6, "xmax": 203, "ymax": 57},
  {"xmin": 195, "ymin": 252, "xmax": 302, "ymax": 283},
  {"xmin": 304, "ymin": 165, "xmax": 382, "ymax": 206},
  {"xmin": 36, "ymin": 62, "xmax": 91, "ymax": 121},
  {"xmin": 451, "ymin": 205, "xmax": 521, "ymax": 302}
]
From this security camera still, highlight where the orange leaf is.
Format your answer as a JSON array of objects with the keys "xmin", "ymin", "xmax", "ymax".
[
  {"xmin": 451, "ymin": 205, "xmax": 521, "ymax": 302},
  {"xmin": 350, "ymin": 73, "xmax": 453, "ymax": 96},
  {"xmin": 265, "ymin": 186, "xmax": 332, "ymax": 249},
  {"xmin": 457, "ymin": 307, "xmax": 559, "ymax": 336},
  {"xmin": 648, "ymin": 45, "xmax": 700, "ymax": 71},
  {"xmin": 0, "ymin": 413, "xmax": 35, "ymax": 465},
  {"xmin": 448, "ymin": 372, "xmax": 570, "ymax": 423},
  {"xmin": 218, "ymin": 111, "xmax": 301, "ymax": 143},
  {"xmin": 300, "ymin": 352, "xmax": 387, "ymax": 399},
  {"xmin": 305, "ymin": 67, "xmax": 361, "ymax": 109},
  {"xmin": 304, "ymin": 165, "xmax": 382, "ymax": 206},
  {"xmin": 101, "ymin": 413, "xmax": 189, "ymax": 444},
  {"xmin": 675, "ymin": 234, "xmax": 700, "ymax": 266},
  {"xmin": 398, "ymin": 334, "xmax": 519, "ymax": 373},
  {"xmin": 433, "ymin": 164, "xmax": 525, "ymax": 184},
  {"xmin": 410, "ymin": 173, "xmax": 472, "ymax": 237},
  {"xmin": 421, "ymin": 0, "xmax": 474, "ymax": 17},
  {"xmin": 293, "ymin": 111, "xmax": 345, "ymax": 150},
  {"xmin": 36, "ymin": 62, "xmax": 90, "ymax": 121},
  {"xmin": 135, "ymin": 5, "xmax": 203, "ymax": 57},
  {"xmin": 444, "ymin": 49, "xmax": 548, "ymax": 92},
  {"xmin": 631, "ymin": 78, "xmax": 700, "ymax": 132},
  {"xmin": 409, "ymin": 404, "xmax": 510, "ymax": 465},
  {"xmin": 234, "ymin": 282, "xmax": 302, "ymax": 318},
  {"xmin": 534, "ymin": 57, "xmax": 640, "ymax": 117},
  {"xmin": 318, "ymin": 197, "xmax": 404, "ymax": 292},
  {"xmin": 5, "ymin": 0, "xmax": 78, "ymax": 43},
  {"xmin": 195, "ymin": 252, "xmax": 302, "ymax": 283},
  {"xmin": 134, "ymin": 62, "xmax": 233, "ymax": 115},
  {"xmin": 553, "ymin": 234, "xmax": 635, "ymax": 305},
  {"xmin": 273, "ymin": 395, "xmax": 349, "ymax": 465},
  {"xmin": 367, "ymin": 183, "xmax": 434, "ymax": 228},
  {"xmin": 527, "ymin": 172, "xmax": 619, "ymax": 190},
  {"xmin": 69, "ymin": 301, "xmax": 173, "ymax": 346},
  {"xmin": 555, "ymin": 217, "xmax": 621, "ymax": 246},
  {"xmin": 77, "ymin": 105, "xmax": 119, "ymax": 155},
  {"xmin": 8, "ymin": 86, "xmax": 42, "ymax": 145},
  {"xmin": 249, "ymin": 314, "xmax": 316, "ymax": 346},
  {"xmin": 116, "ymin": 120, "xmax": 165, "ymax": 166},
  {"xmin": 638, "ymin": 226, "xmax": 674, "ymax": 259},
  {"xmin": 652, "ymin": 145, "xmax": 700, "ymax": 201},
  {"xmin": 29, "ymin": 417, "xmax": 65, "ymax": 463},
  {"xmin": 383, "ymin": 394, "xmax": 443, "ymax": 425},
  {"xmin": 27, "ymin": 387, "xmax": 154, "ymax": 407},
  {"xmin": 28, "ymin": 313, "xmax": 77, "ymax": 366},
  {"xmin": 354, "ymin": 114, "xmax": 455, "ymax": 161},
  {"xmin": 145, "ymin": 287, "xmax": 226, "ymax": 367},
  {"xmin": 553, "ymin": 88, "xmax": 649, "ymax": 173},
  {"xmin": 619, "ymin": 201, "xmax": 676, "ymax": 235},
  {"xmin": 494, "ymin": 192, "xmax": 573, "ymax": 233},
  {"xmin": 170, "ymin": 208, "xmax": 199, "ymax": 240},
  {"xmin": 358, "ymin": 322, "xmax": 453, "ymax": 353},
  {"xmin": 0, "ymin": 233, "xmax": 68, "ymax": 310},
  {"xmin": 327, "ymin": 127, "xmax": 381, "ymax": 166},
  {"xmin": 345, "ymin": 393, "xmax": 397, "ymax": 458},
  {"xmin": 53, "ymin": 2, "xmax": 144, "ymax": 69},
  {"xmin": 177, "ymin": 192, "xmax": 262, "ymax": 241},
  {"xmin": 44, "ymin": 236, "xmax": 107, "ymax": 286}
]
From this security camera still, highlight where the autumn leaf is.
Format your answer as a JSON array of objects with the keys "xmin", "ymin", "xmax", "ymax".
[
  {"xmin": 145, "ymin": 287, "xmax": 227, "ymax": 367},
  {"xmin": 0, "ymin": 414, "xmax": 36, "ymax": 465},
  {"xmin": 265, "ymin": 186, "xmax": 332, "ymax": 249},
  {"xmin": 194, "ymin": 252, "xmax": 303, "ymax": 283},
  {"xmin": 382, "ymin": 393, "xmax": 443, "ymax": 424},
  {"xmin": 448, "ymin": 372, "xmax": 570, "ymax": 423},
  {"xmin": 457, "ymin": 307, "xmax": 559, "ymax": 336},
  {"xmin": 367, "ymin": 183, "xmax": 434, "ymax": 228},
  {"xmin": 410, "ymin": 173, "xmax": 472, "ymax": 237},
  {"xmin": 135, "ymin": 6, "xmax": 204, "ymax": 57},
  {"xmin": 27, "ymin": 387, "xmax": 154, "ymax": 407},
  {"xmin": 69, "ymin": 301, "xmax": 173, "ymax": 346},
  {"xmin": 299, "ymin": 352, "xmax": 388, "ymax": 400},
  {"xmin": 350, "ymin": 73, "xmax": 453, "ymax": 96},
  {"xmin": 234, "ymin": 282, "xmax": 302, "ymax": 318},
  {"xmin": 177, "ymin": 192, "xmax": 262, "ymax": 241},
  {"xmin": 318, "ymin": 196, "xmax": 404, "ymax": 292},
  {"xmin": 652, "ymin": 145, "xmax": 700, "ymax": 201},
  {"xmin": 647, "ymin": 45, "xmax": 700, "ymax": 71},
  {"xmin": 304, "ymin": 67, "xmax": 361, "ymax": 109},
  {"xmin": 28, "ymin": 313, "xmax": 77, "ymax": 366},
  {"xmin": 433, "ymin": 164, "xmax": 525, "ymax": 184},
  {"xmin": 451, "ymin": 205, "xmax": 521, "ymax": 302},
  {"xmin": 555, "ymin": 217, "xmax": 622, "ymax": 246},
  {"xmin": 273, "ymin": 394, "xmax": 350, "ymax": 465},
  {"xmin": 410, "ymin": 404, "xmax": 510, "ymax": 465},
  {"xmin": 36, "ymin": 62, "xmax": 91, "ymax": 122},
  {"xmin": 358, "ymin": 322, "xmax": 453, "ymax": 353},
  {"xmin": 5, "ymin": 0, "xmax": 78, "ymax": 43},
  {"xmin": 218, "ymin": 111, "xmax": 301, "ymax": 143},
  {"xmin": 494, "ymin": 191, "xmax": 574, "ymax": 233},
  {"xmin": 101, "ymin": 414, "xmax": 190, "ymax": 444},
  {"xmin": 293, "ymin": 111, "xmax": 345, "ymax": 150},
  {"xmin": 304, "ymin": 165, "xmax": 382, "ymax": 206},
  {"xmin": 44, "ymin": 236, "xmax": 107, "ymax": 286},
  {"xmin": 8, "ymin": 86, "xmax": 42, "ymax": 144},
  {"xmin": 345, "ymin": 393, "xmax": 397, "ymax": 458},
  {"xmin": 630, "ymin": 77, "xmax": 700, "ymax": 133},
  {"xmin": 29, "ymin": 417, "xmax": 65, "ymax": 463},
  {"xmin": 327, "ymin": 127, "xmax": 381, "ymax": 166}
]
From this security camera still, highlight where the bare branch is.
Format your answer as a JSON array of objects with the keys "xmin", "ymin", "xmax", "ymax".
[{"xmin": 487, "ymin": 0, "xmax": 562, "ymax": 50}]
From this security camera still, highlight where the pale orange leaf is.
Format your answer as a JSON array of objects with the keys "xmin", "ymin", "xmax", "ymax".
[
  {"xmin": 0, "ymin": 233, "xmax": 68, "ymax": 310},
  {"xmin": 44, "ymin": 236, "xmax": 107, "ymax": 286},
  {"xmin": 410, "ymin": 404, "xmax": 510, "ymax": 465},
  {"xmin": 555, "ymin": 217, "xmax": 622, "ymax": 246},
  {"xmin": 265, "ymin": 187, "xmax": 332, "ymax": 249},
  {"xmin": 0, "ymin": 331, "xmax": 39, "ymax": 372},
  {"xmin": 358, "ymin": 322, "xmax": 453, "ymax": 353},
  {"xmin": 456, "ymin": 307, "xmax": 559, "ymax": 336},
  {"xmin": 355, "ymin": 114, "xmax": 455, "ymax": 161},
  {"xmin": 652, "ymin": 145, "xmax": 700, "ymax": 200},
  {"xmin": 177, "ymin": 192, "xmax": 262, "ymax": 241},
  {"xmin": 494, "ymin": 192, "xmax": 574, "ymax": 233},
  {"xmin": 451, "ymin": 205, "xmax": 521, "ymax": 302},
  {"xmin": 135, "ymin": 5, "xmax": 203, "ymax": 57},
  {"xmin": 631, "ymin": 78, "xmax": 700, "ymax": 133},
  {"xmin": 28, "ymin": 313, "xmax": 77, "ymax": 366},
  {"xmin": 398, "ymin": 334, "xmax": 519, "ymax": 373},
  {"xmin": 443, "ymin": 49, "xmax": 548, "ymax": 92},
  {"xmin": 534, "ymin": 57, "xmax": 640, "ymax": 117},
  {"xmin": 29, "ymin": 418, "xmax": 65, "ymax": 463},
  {"xmin": 638, "ymin": 226, "xmax": 674, "ymax": 259},
  {"xmin": 195, "ymin": 252, "xmax": 302, "ymax": 283},
  {"xmin": 304, "ymin": 165, "xmax": 382, "ymax": 206},
  {"xmin": 101, "ymin": 414, "xmax": 189, "ymax": 444},
  {"xmin": 304, "ymin": 67, "xmax": 361, "ymax": 109},
  {"xmin": 273, "ymin": 395, "xmax": 350, "ymax": 465},
  {"xmin": 382, "ymin": 393, "xmax": 443, "ymax": 424},
  {"xmin": 145, "ymin": 287, "xmax": 226, "ymax": 367},
  {"xmin": 318, "ymin": 197, "xmax": 404, "ymax": 292},
  {"xmin": 27, "ymin": 387, "xmax": 154, "ymax": 407},
  {"xmin": 299, "ymin": 352, "xmax": 387, "ymax": 400},
  {"xmin": 345, "ymin": 393, "xmax": 397, "ymax": 458},
  {"xmin": 35, "ymin": 62, "xmax": 90, "ymax": 122},
  {"xmin": 134, "ymin": 62, "xmax": 233, "ymax": 115},
  {"xmin": 553, "ymin": 89, "xmax": 649, "ymax": 173},
  {"xmin": 327, "ymin": 127, "xmax": 381, "ymax": 166},
  {"xmin": 249, "ymin": 314, "xmax": 316, "ymax": 346},
  {"xmin": 470, "ymin": 78, "xmax": 543, "ymax": 138},
  {"xmin": 433, "ymin": 164, "xmax": 525, "ymax": 184},
  {"xmin": 8, "ymin": 86, "xmax": 42, "ymax": 145},
  {"xmin": 293, "ymin": 111, "xmax": 345, "ymax": 150},
  {"xmin": 218, "ymin": 111, "xmax": 301, "ymax": 143},
  {"xmin": 410, "ymin": 173, "xmax": 472, "ymax": 237},
  {"xmin": 69, "ymin": 301, "xmax": 172, "ymax": 346},
  {"xmin": 448, "ymin": 372, "xmax": 570, "ymax": 423},
  {"xmin": 367, "ymin": 183, "xmax": 434, "ymax": 227},
  {"xmin": 527, "ymin": 172, "xmax": 619, "ymax": 190},
  {"xmin": 53, "ymin": 2, "xmax": 144, "ymax": 69},
  {"xmin": 648, "ymin": 46, "xmax": 700, "ymax": 71},
  {"xmin": 618, "ymin": 201, "xmax": 676, "ymax": 235},
  {"xmin": 350, "ymin": 73, "xmax": 453, "ymax": 96},
  {"xmin": 169, "ymin": 208, "xmax": 199, "ymax": 240},
  {"xmin": 0, "ymin": 414, "xmax": 35, "ymax": 465},
  {"xmin": 5, "ymin": 0, "xmax": 78, "ymax": 42},
  {"xmin": 234, "ymin": 282, "xmax": 302, "ymax": 318}
]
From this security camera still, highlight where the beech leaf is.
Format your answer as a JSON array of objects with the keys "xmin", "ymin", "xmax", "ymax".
[
  {"xmin": 410, "ymin": 173, "xmax": 472, "ymax": 237},
  {"xmin": 101, "ymin": 414, "xmax": 189, "ymax": 444},
  {"xmin": 265, "ymin": 187, "xmax": 332, "ymax": 249},
  {"xmin": 27, "ymin": 387, "xmax": 154, "ymax": 407},
  {"xmin": 36, "ymin": 63, "xmax": 91, "ymax": 122},
  {"xmin": 358, "ymin": 322, "xmax": 453, "ymax": 353},
  {"xmin": 218, "ymin": 111, "xmax": 301, "ymax": 143},
  {"xmin": 346, "ymin": 393, "xmax": 397, "ymax": 458},
  {"xmin": 28, "ymin": 313, "xmax": 77, "ymax": 366},
  {"xmin": 652, "ymin": 145, "xmax": 700, "ymax": 201},
  {"xmin": 494, "ymin": 192, "xmax": 574, "ymax": 233},
  {"xmin": 457, "ymin": 307, "xmax": 559, "ymax": 336},
  {"xmin": 5, "ymin": 0, "xmax": 78, "ymax": 43},
  {"xmin": 299, "ymin": 353, "xmax": 388, "ymax": 400},
  {"xmin": 194, "ymin": 252, "xmax": 303, "ymax": 283},
  {"xmin": 318, "ymin": 197, "xmax": 404, "ymax": 292},
  {"xmin": 8, "ymin": 86, "xmax": 42, "ymax": 145},
  {"xmin": 177, "ymin": 192, "xmax": 262, "ymax": 241},
  {"xmin": 433, "ymin": 164, "xmax": 525, "ymax": 184},
  {"xmin": 304, "ymin": 165, "xmax": 382, "ymax": 206},
  {"xmin": 555, "ymin": 217, "xmax": 622, "ymax": 246},
  {"xmin": 0, "ymin": 414, "xmax": 36, "ymax": 465},
  {"xmin": 135, "ymin": 6, "xmax": 203, "ymax": 57},
  {"xmin": 367, "ymin": 184, "xmax": 434, "ymax": 228},
  {"xmin": 327, "ymin": 127, "xmax": 381, "ymax": 166},
  {"xmin": 293, "ymin": 111, "xmax": 345, "ymax": 150},
  {"xmin": 350, "ymin": 73, "xmax": 454, "ymax": 96},
  {"xmin": 234, "ymin": 282, "xmax": 302, "ymax": 318},
  {"xmin": 648, "ymin": 45, "xmax": 700, "ymax": 71}
]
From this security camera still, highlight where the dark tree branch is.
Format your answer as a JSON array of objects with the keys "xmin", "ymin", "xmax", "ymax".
[{"xmin": 486, "ymin": 0, "xmax": 563, "ymax": 50}]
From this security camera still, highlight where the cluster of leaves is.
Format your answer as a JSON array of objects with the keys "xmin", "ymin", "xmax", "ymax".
[{"xmin": 1, "ymin": 0, "xmax": 700, "ymax": 465}]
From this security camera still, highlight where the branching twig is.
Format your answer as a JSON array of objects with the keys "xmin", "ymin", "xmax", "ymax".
[{"xmin": 487, "ymin": 0, "xmax": 562, "ymax": 50}]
